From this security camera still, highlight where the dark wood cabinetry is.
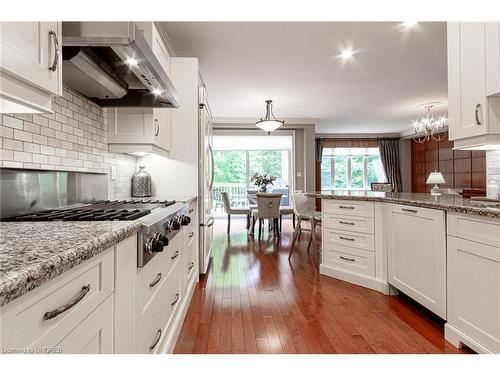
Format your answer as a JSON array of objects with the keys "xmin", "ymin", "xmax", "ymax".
[{"xmin": 411, "ymin": 133, "xmax": 486, "ymax": 193}]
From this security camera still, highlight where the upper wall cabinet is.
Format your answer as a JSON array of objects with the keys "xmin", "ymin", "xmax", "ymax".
[
  {"xmin": 447, "ymin": 22, "xmax": 500, "ymax": 149},
  {"xmin": 0, "ymin": 22, "xmax": 62, "ymax": 113},
  {"xmin": 107, "ymin": 107, "xmax": 171, "ymax": 157},
  {"xmin": 107, "ymin": 23, "xmax": 172, "ymax": 157}
]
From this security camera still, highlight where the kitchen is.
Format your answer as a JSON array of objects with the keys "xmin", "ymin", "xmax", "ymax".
[{"xmin": 0, "ymin": 1, "xmax": 499, "ymax": 373}]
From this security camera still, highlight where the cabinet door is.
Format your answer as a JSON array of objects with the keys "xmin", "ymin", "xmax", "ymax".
[
  {"xmin": 447, "ymin": 236, "xmax": 500, "ymax": 353},
  {"xmin": 0, "ymin": 22, "xmax": 62, "ymax": 95},
  {"xmin": 448, "ymin": 22, "xmax": 487, "ymax": 140},
  {"xmin": 387, "ymin": 204, "xmax": 446, "ymax": 318},
  {"xmin": 153, "ymin": 108, "xmax": 171, "ymax": 152},
  {"xmin": 107, "ymin": 107, "xmax": 153, "ymax": 143},
  {"xmin": 486, "ymin": 22, "xmax": 500, "ymax": 96},
  {"xmin": 57, "ymin": 296, "xmax": 114, "ymax": 354}
]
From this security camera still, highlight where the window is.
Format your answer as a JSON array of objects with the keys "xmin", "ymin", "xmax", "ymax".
[{"xmin": 321, "ymin": 147, "xmax": 386, "ymax": 190}]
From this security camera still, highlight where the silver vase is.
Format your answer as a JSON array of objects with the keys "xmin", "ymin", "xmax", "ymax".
[{"xmin": 131, "ymin": 166, "xmax": 152, "ymax": 197}]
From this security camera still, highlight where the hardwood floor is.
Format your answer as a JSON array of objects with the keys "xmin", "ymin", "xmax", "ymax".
[{"xmin": 174, "ymin": 216, "xmax": 473, "ymax": 354}]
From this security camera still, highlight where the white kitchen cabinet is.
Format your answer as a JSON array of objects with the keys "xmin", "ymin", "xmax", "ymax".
[
  {"xmin": 0, "ymin": 22, "xmax": 62, "ymax": 113},
  {"xmin": 446, "ymin": 236, "xmax": 500, "ymax": 353},
  {"xmin": 107, "ymin": 106, "xmax": 171, "ymax": 157},
  {"xmin": 386, "ymin": 204, "xmax": 447, "ymax": 318},
  {"xmin": 57, "ymin": 296, "xmax": 114, "ymax": 354},
  {"xmin": 137, "ymin": 22, "xmax": 171, "ymax": 76},
  {"xmin": 0, "ymin": 248, "xmax": 114, "ymax": 351},
  {"xmin": 445, "ymin": 213, "xmax": 500, "ymax": 353},
  {"xmin": 447, "ymin": 22, "xmax": 500, "ymax": 148}
]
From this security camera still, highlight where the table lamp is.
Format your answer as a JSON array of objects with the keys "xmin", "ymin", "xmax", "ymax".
[{"xmin": 426, "ymin": 171, "xmax": 445, "ymax": 196}]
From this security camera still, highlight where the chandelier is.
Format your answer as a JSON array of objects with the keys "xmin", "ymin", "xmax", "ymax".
[
  {"xmin": 255, "ymin": 100, "xmax": 285, "ymax": 134},
  {"xmin": 412, "ymin": 103, "xmax": 448, "ymax": 143}
]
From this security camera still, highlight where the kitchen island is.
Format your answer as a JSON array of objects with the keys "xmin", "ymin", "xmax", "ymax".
[{"xmin": 309, "ymin": 191, "xmax": 500, "ymax": 354}]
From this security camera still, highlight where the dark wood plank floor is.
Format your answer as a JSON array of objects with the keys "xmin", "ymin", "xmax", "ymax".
[{"xmin": 174, "ymin": 216, "xmax": 473, "ymax": 354}]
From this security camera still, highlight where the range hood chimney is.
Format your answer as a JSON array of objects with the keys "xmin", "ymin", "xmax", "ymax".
[{"xmin": 62, "ymin": 22, "xmax": 179, "ymax": 108}]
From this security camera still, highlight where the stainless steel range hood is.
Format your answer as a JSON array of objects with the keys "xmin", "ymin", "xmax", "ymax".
[{"xmin": 62, "ymin": 22, "xmax": 179, "ymax": 108}]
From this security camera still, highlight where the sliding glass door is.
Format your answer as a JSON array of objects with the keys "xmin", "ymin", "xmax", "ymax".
[{"xmin": 212, "ymin": 135, "xmax": 292, "ymax": 212}]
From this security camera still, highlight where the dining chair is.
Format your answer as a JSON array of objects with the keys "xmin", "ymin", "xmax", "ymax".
[
  {"xmin": 251, "ymin": 193, "xmax": 282, "ymax": 240},
  {"xmin": 221, "ymin": 191, "xmax": 251, "ymax": 234},
  {"xmin": 288, "ymin": 192, "xmax": 321, "ymax": 260}
]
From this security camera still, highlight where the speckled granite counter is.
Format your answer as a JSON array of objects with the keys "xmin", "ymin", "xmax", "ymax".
[
  {"xmin": 0, "ymin": 221, "xmax": 142, "ymax": 307},
  {"xmin": 307, "ymin": 191, "xmax": 500, "ymax": 219}
]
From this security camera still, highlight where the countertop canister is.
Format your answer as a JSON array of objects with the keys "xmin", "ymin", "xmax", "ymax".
[{"xmin": 131, "ymin": 166, "xmax": 152, "ymax": 197}]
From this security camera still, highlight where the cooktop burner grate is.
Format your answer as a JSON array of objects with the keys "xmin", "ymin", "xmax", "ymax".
[{"xmin": 1, "ymin": 199, "xmax": 176, "ymax": 222}]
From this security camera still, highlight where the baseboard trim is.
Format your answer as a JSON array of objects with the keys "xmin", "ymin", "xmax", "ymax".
[
  {"xmin": 319, "ymin": 264, "xmax": 390, "ymax": 294},
  {"xmin": 444, "ymin": 323, "xmax": 495, "ymax": 354}
]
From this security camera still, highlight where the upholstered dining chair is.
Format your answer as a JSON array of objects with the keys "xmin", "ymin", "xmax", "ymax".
[
  {"xmin": 251, "ymin": 193, "xmax": 282, "ymax": 239},
  {"xmin": 370, "ymin": 182, "xmax": 393, "ymax": 192},
  {"xmin": 288, "ymin": 192, "xmax": 321, "ymax": 260},
  {"xmin": 221, "ymin": 191, "xmax": 251, "ymax": 234}
]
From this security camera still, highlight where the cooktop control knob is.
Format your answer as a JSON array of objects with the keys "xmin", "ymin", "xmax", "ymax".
[
  {"xmin": 158, "ymin": 234, "xmax": 169, "ymax": 247},
  {"xmin": 171, "ymin": 219, "xmax": 181, "ymax": 230},
  {"xmin": 148, "ymin": 237, "xmax": 164, "ymax": 254},
  {"xmin": 180, "ymin": 215, "xmax": 191, "ymax": 226}
]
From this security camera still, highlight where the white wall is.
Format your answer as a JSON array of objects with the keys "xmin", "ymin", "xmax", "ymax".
[{"xmin": 138, "ymin": 58, "xmax": 199, "ymax": 198}]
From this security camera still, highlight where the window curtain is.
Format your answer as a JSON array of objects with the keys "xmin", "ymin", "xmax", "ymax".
[
  {"xmin": 315, "ymin": 138, "xmax": 325, "ymax": 162},
  {"xmin": 378, "ymin": 138, "xmax": 403, "ymax": 192},
  {"xmin": 323, "ymin": 138, "xmax": 378, "ymax": 148}
]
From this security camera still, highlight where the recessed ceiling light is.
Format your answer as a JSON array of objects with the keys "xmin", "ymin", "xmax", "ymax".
[
  {"xmin": 402, "ymin": 21, "xmax": 418, "ymax": 29},
  {"xmin": 339, "ymin": 47, "xmax": 355, "ymax": 60},
  {"xmin": 125, "ymin": 57, "xmax": 139, "ymax": 67}
]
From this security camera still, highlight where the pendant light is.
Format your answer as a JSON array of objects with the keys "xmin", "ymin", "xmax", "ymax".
[{"xmin": 255, "ymin": 100, "xmax": 285, "ymax": 134}]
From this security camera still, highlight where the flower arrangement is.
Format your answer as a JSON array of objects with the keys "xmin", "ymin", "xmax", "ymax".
[{"xmin": 250, "ymin": 172, "xmax": 277, "ymax": 192}]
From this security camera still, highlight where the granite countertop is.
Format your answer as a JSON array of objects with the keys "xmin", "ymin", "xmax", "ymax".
[
  {"xmin": 0, "ymin": 221, "xmax": 142, "ymax": 307},
  {"xmin": 307, "ymin": 191, "xmax": 500, "ymax": 219}
]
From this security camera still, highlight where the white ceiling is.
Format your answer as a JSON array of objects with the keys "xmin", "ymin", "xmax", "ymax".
[{"xmin": 161, "ymin": 22, "xmax": 448, "ymax": 134}]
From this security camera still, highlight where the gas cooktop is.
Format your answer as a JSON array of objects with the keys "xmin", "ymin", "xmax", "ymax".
[{"xmin": 2, "ymin": 199, "xmax": 176, "ymax": 222}]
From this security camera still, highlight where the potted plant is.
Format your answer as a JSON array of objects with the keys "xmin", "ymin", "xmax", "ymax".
[{"xmin": 250, "ymin": 172, "xmax": 277, "ymax": 192}]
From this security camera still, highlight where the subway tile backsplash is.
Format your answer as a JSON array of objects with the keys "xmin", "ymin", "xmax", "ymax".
[
  {"xmin": 0, "ymin": 87, "xmax": 137, "ymax": 200},
  {"xmin": 487, "ymin": 149, "xmax": 500, "ymax": 184}
]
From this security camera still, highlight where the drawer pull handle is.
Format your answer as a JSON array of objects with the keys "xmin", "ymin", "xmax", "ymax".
[
  {"xmin": 149, "ymin": 329, "xmax": 162, "ymax": 351},
  {"xmin": 171, "ymin": 250, "xmax": 180, "ymax": 260},
  {"xmin": 189, "ymin": 232, "xmax": 194, "ymax": 238},
  {"xmin": 154, "ymin": 118, "xmax": 160, "ymax": 136},
  {"xmin": 339, "ymin": 236, "xmax": 355, "ymax": 241},
  {"xmin": 402, "ymin": 208, "xmax": 418, "ymax": 213},
  {"xmin": 475, "ymin": 103, "xmax": 482, "ymax": 125},
  {"xmin": 171, "ymin": 293, "xmax": 180, "ymax": 306},
  {"xmin": 339, "ymin": 221, "xmax": 355, "ymax": 225},
  {"xmin": 340, "ymin": 256, "xmax": 356, "ymax": 262},
  {"xmin": 339, "ymin": 205, "xmax": 355, "ymax": 210},
  {"xmin": 149, "ymin": 273, "xmax": 162, "ymax": 288},
  {"xmin": 43, "ymin": 284, "xmax": 90, "ymax": 320},
  {"xmin": 188, "ymin": 262, "xmax": 195, "ymax": 270},
  {"xmin": 189, "ymin": 208, "xmax": 194, "ymax": 213}
]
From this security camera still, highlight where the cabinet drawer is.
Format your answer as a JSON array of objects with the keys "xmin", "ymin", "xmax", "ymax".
[
  {"xmin": 135, "ymin": 234, "xmax": 182, "ymax": 314},
  {"xmin": 323, "ymin": 243, "xmax": 375, "ymax": 277},
  {"xmin": 135, "ymin": 266, "xmax": 182, "ymax": 354},
  {"xmin": 57, "ymin": 295, "xmax": 113, "ymax": 354},
  {"xmin": 323, "ymin": 228, "xmax": 375, "ymax": 251},
  {"xmin": 448, "ymin": 213, "xmax": 500, "ymax": 248},
  {"xmin": 322, "ymin": 213, "xmax": 374, "ymax": 234},
  {"xmin": 322, "ymin": 200, "xmax": 374, "ymax": 218},
  {"xmin": 0, "ymin": 248, "xmax": 114, "ymax": 349}
]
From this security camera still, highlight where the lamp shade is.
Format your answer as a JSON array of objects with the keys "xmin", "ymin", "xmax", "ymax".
[{"xmin": 426, "ymin": 171, "xmax": 445, "ymax": 184}]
